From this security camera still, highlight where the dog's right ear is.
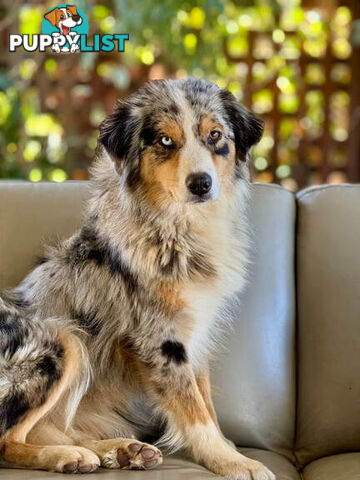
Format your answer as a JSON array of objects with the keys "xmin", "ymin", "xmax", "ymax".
[
  {"xmin": 44, "ymin": 9, "xmax": 57, "ymax": 26},
  {"xmin": 98, "ymin": 102, "xmax": 139, "ymax": 178}
]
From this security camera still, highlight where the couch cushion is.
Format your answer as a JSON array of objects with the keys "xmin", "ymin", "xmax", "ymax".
[
  {"xmin": 302, "ymin": 453, "xmax": 360, "ymax": 480},
  {"xmin": 0, "ymin": 181, "xmax": 296, "ymax": 457},
  {"xmin": 0, "ymin": 449, "xmax": 300, "ymax": 479},
  {"xmin": 295, "ymin": 185, "xmax": 360, "ymax": 465},
  {"xmin": 212, "ymin": 184, "xmax": 296, "ymax": 459},
  {"xmin": 0, "ymin": 181, "xmax": 88, "ymax": 290}
]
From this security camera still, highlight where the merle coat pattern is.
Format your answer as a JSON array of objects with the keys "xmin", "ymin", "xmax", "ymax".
[{"xmin": 0, "ymin": 79, "xmax": 275, "ymax": 479}]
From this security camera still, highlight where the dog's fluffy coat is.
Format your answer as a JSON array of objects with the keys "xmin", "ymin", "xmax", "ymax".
[{"xmin": 0, "ymin": 79, "xmax": 275, "ymax": 479}]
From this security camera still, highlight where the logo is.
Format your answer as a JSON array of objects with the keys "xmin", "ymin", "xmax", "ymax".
[
  {"xmin": 42, "ymin": 4, "xmax": 89, "ymax": 53},
  {"xmin": 9, "ymin": 4, "xmax": 129, "ymax": 54}
]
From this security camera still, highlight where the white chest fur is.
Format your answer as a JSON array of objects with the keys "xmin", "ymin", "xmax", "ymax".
[{"xmin": 184, "ymin": 238, "xmax": 248, "ymax": 370}]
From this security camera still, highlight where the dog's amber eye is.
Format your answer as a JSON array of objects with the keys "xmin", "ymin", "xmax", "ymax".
[
  {"xmin": 160, "ymin": 136, "xmax": 173, "ymax": 147},
  {"xmin": 208, "ymin": 130, "xmax": 222, "ymax": 143}
]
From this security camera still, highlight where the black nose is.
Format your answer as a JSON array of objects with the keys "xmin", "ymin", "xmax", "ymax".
[
  {"xmin": 186, "ymin": 172, "xmax": 212, "ymax": 196},
  {"xmin": 73, "ymin": 14, "xmax": 80, "ymax": 21}
]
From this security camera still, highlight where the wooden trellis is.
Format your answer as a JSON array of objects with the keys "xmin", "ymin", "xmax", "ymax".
[{"xmin": 224, "ymin": 0, "xmax": 360, "ymax": 189}]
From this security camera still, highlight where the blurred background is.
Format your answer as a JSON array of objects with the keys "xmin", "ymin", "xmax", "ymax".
[{"xmin": 0, "ymin": 0, "xmax": 359, "ymax": 191}]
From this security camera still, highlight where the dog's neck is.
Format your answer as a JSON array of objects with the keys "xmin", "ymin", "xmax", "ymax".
[{"xmin": 86, "ymin": 154, "xmax": 239, "ymax": 283}]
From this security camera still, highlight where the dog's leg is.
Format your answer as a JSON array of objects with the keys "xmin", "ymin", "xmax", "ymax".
[
  {"xmin": 0, "ymin": 330, "xmax": 99, "ymax": 473},
  {"xmin": 134, "ymin": 340, "xmax": 275, "ymax": 480},
  {"xmin": 79, "ymin": 438, "xmax": 162, "ymax": 470},
  {"xmin": 196, "ymin": 369, "xmax": 236, "ymax": 450},
  {"xmin": 196, "ymin": 368, "xmax": 219, "ymax": 428}
]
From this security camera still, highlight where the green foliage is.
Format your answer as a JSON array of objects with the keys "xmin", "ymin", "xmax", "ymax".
[{"xmin": 0, "ymin": 0, "xmax": 356, "ymax": 189}]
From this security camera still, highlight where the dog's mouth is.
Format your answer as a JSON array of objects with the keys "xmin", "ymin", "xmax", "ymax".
[
  {"xmin": 187, "ymin": 193, "xmax": 213, "ymax": 204},
  {"xmin": 61, "ymin": 25, "xmax": 70, "ymax": 35}
]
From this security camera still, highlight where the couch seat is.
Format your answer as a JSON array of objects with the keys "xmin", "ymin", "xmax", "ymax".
[{"xmin": 0, "ymin": 449, "xmax": 300, "ymax": 480}]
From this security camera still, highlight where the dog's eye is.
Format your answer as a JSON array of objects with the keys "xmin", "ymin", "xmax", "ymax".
[
  {"xmin": 208, "ymin": 130, "xmax": 222, "ymax": 143},
  {"xmin": 60, "ymin": 14, "xmax": 65, "ymax": 19},
  {"xmin": 160, "ymin": 136, "xmax": 173, "ymax": 147},
  {"xmin": 68, "ymin": 12, "xmax": 72, "ymax": 16}
]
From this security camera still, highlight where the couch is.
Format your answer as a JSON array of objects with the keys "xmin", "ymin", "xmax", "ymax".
[{"xmin": 0, "ymin": 181, "xmax": 359, "ymax": 480}]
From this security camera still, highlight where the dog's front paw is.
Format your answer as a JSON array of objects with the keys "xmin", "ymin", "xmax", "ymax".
[
  {"xmin": 102, "ymin": 440, "xmax": 163, "ymax": 470},
  {"xmin": 228, "ymin": 458, "xmax": 275, "ymax": 480},
  {"xmin": 51, "ymin": 44, "xmax": 60, "ymax": 53},
  {"xmin": 206, "ymin": 456, "xmax": 275, "ymax": 480}
]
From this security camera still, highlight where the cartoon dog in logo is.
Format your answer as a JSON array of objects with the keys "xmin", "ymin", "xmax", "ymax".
[{"xmin": 44, "ymin": 5, "xmax": 82, "ymax": 53}]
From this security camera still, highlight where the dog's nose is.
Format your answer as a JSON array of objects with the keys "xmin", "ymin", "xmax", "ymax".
[
  {"xmin": 186, "ymin": 172, "xmax": 212, "ymax": 196},
  {"xmin": 73, "ymin": 14, "xmax": 80, "ymax": 21}
]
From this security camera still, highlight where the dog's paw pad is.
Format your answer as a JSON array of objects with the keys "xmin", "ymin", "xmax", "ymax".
[
  {"xmin": 101, "ymin": 441, "xmax": 162, "ymax": 470},
  {"xmin": 61, "ymin": 459, "xmax": 99, "ymax": 474},
  {"xmin": 127, "ymin": 442, "xmax": 162, "ymax": 470}
]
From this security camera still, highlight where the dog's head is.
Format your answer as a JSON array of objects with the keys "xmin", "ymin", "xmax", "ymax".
[
  {"xmin": 44, "ymin": 5, "xmax": 82, "ymax": 34},
  {"xmin": 99, "ymin": 79, "xmax": 263, "ymax": 209}
]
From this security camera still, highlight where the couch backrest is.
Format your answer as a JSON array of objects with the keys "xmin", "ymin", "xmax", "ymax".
[
  {"xmin": 0, "ymin": 181, "xmax": 296, "ymax": 460},
  {"xmin": 0, "ymin": 181, "xmax": 89, "ymax": 290},
  {"xmin": 212, "ymin": 183, "xmax": 296, "ymax": 460},
  {"xmin": 295, "ymin": 185, "xmax": 360, "ymax": 465}
]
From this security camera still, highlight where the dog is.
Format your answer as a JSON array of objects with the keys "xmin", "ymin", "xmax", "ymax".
[
  {"xmin": 0, "ymin": 79, "xmax": 275, "ymax": 479},
  {"xmin": 44, "ymin": 5, "xmax": 82, "ymax": 53}
]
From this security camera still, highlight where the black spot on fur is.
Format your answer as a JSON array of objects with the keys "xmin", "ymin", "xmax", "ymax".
[
  {"xmin": 54, "ymin": 343, "xmax": 64, "ymax": 359},
  {"xmin": 36, "ymin": 342, "xmax": 64, "ymax": 385},
  {"xmin": 4, "ymin": 293, "xmax": 30, "ymax": 310},
  {"xmin": 188, "ymin": 249, "xmax": 216, "ymax": 279},
  {"xmin": 71, "ymin": 223, "xmax": 139, "ymax": 296},
  {"xmin": 73, "ymin": 309, "xmax": 101, "ymax": 336},
  {"xmin": 161, "ymin": 248, "xmax": 179, "ymax": 274},
  {"xmin": 168, "ymin": 102, "xmax": 179, "ymax": 115},
  {"xmin": 140, "ymin": 114, "xmax": 158, "ymax": 146},
  {"xmin": 72, "ymin": 224, "xmax": 105, "ymax": 267},
  {"xmin": 0, "ymin": 392, "xmax": 30, "ymax": 436},
  {"xmin": 37, "ymin": 355, "xmax": 58, "ymax": 377},
  {"xmin": 214, "ymin": 143, "xmax": 230, "ymax": 157},
  {"xmin": 36, "ymin": 255, "xmax": 49, "ymax": 266},
  {"xmin": 107, "ymin": 246, "xmax": 138, "ymax": 294},
  {"xmin": 126, "ymin": 167, "xmax": 141, "ymax": 188},
  {"xmin": 161, "ymin": 340, "xmax": 187, "ymax": 364},
  {"xmin": 0, "ymin": 312, "xmax": 29, "ymax": 358}
]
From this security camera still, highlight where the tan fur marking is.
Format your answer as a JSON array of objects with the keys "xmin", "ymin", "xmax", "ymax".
[
  {"xmin": 158, "ymin": 120, "xmax": 183, "ymax": 143},
  {"xmin": 140, "ymin": 150, "xmax": 181, "ymax": 207},
  {"xmin": 155, "ymin": 281, "xmax": 186, "ymax": 315},
  {"xmin": 196, "ymin": 371, "xmax": 219, "ymax": 428},
  {"xmin": 139, "ymin": 364, "xmax": 209, "ymax": 427},
  {"xmin": 112, "ymin": 340, "xmax": 143, "ymax": 388},
  {"xmin": 0, "ymin": 441, "xmax": 99, "ymax": 472},
  {"xmin": 199, "ymin": 115, "xmax": 223, "ymax": 138}
]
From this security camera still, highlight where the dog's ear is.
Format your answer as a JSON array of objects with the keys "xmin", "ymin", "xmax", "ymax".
[
  {"xmin": 99, "ymin": 103, "xmax": 140, "ymax": 182},
  {"xmin": 67, "ymin": 5, "xmax": 78, "ymax": 15},
  {"xmin": 219, "ymin": 89, "xmax": 264, "ymax": 162},
  {"xmin": 44, "ymin": 9, "xmax": 57, "ymax": 26}
]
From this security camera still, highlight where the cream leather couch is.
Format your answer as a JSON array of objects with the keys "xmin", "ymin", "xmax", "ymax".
[{"xmin": 0, "ymin": 181, "xmax": 359, "ymax": 480}]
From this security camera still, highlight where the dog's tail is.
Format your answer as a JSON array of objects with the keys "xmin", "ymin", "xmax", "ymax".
[{"xmin": 0, "ymin": 298, "xmax": 90, "ymax": 438}]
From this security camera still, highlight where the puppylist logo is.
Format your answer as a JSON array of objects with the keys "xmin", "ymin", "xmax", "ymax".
[{"xmin": 9, "ymin": 4, "xmax": 129, "ymax": 54}]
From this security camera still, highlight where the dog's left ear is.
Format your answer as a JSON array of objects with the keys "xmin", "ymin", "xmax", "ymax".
[
  {"xmin": 99, "ymin": 102, "xmax": 140, "ymax": 182},
  {"xmin": 219, "ymin": 89, "xmax": 264, "ymax": 162},
  {"xmin": 44, "ymin": 9, "xmax": 57, "ymax": 26}
]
